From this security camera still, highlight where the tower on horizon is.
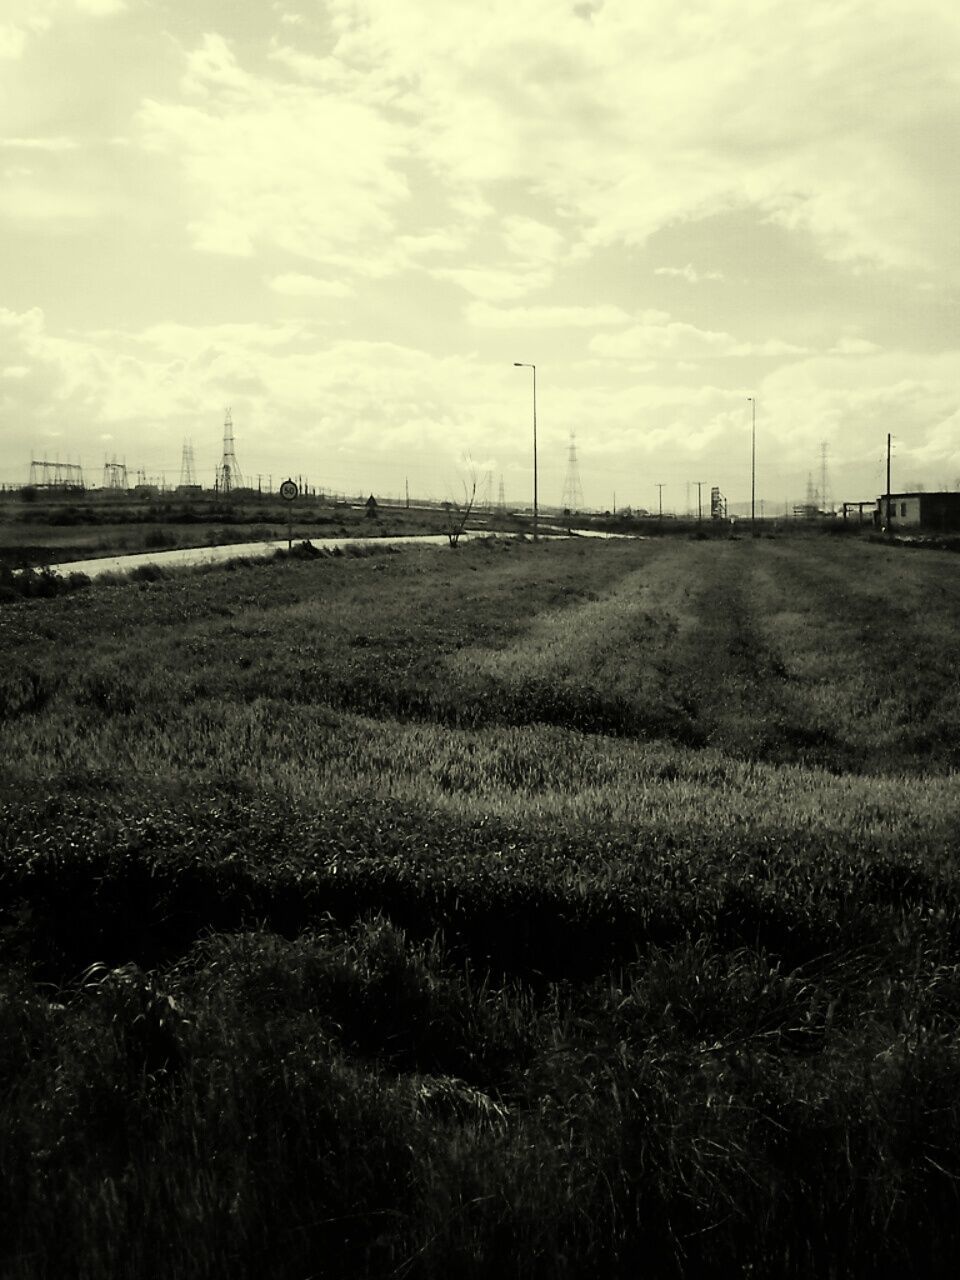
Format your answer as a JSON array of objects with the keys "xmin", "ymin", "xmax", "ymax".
[
  {"xmin": 561, "ymin": 431, "xmax": 584, "ymax": 512},
  {"xmin": 820, "ymin": 441, "xmax": 832, "ymax": 514},
  {"xmin": 179, "ymin": 438, "xmax": 197, "ymax": 488},
  {"xmin": 216, "ymin": 409, "xmax": 243, "ymax": 493},
  {"xmin": 102, "ymin": 456, "xmax": 127, "ymax": 491}
]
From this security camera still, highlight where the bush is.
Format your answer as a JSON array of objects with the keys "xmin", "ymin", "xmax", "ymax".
[{"xmin": 143, "ymin": 529, "xmax": 178, "ymax": 549}]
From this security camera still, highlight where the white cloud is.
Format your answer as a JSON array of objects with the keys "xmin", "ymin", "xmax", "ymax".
[
  {"xmin": 654, "ymin": 263, "xmax": 724, "ymax": 283},
  {"xmin": 590, "ymin": 318, "xmax": 808, "ymax": 360},
  {"xmin": 432, "ymin": 266, "xmax": 553, "ymax": 302},
  {"xmin": 0, "ymin": 0, "xmax": 121, "ymax": 57},
  {"xmin": 137, "ymin": 33, "xmax": 411, "ymax": 263},
  {"xmin": 466, "ymin": 302, "xmax": 634, "ymax": 328},
  {"xmin": 0, "ymin": 24, "xmax": 28, "ymax": 58},
  {"xmin": 500, "ymin": 216, "xmax": 566, "ymax": 266},
  {"xmin": 829, "ymin": 336, "xmax": 883, "ymax": 356},
  {"xmin": 0, "ymin": 137, "xmax": 79, "ymax": 151},
  {"xmin": 316, "ymin": 0, "xmax": 960, "ymax": 277},
  {"xmin": 268, "ymin": 273, "xmax": 355, "ymax": 298},
  {"xmin": 74, "ymin": 0, "xmax": 126, "ymax": 14}
]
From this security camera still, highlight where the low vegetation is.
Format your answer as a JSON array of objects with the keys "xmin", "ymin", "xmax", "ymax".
[
  {"xmin": 3, "ymin": 533, "xmax": 960, "ymax": 1277},
  {"xmin": 0, "ymin": 492, "xmax": 497, "ymax": 570}
]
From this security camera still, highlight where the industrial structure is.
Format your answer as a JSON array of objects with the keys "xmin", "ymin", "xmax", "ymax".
[
  {"xmin": 215, "ymin": 409, "xmax": 244, "ymax": 494},
  {"xmin": 561, "ymin": 432, "xmax": 584, "ymax": 513},
  {"xmin": 710, "ymin": 485, "xmax": 727, "ymax": 519},
  {"xmin": 877, "ymin": 491, "xmax": 960, "ymax": 533},
  {"xmin": 819, "ymin": 441, "xmax": 832, "ymax": 515},
  {"xmin": 102, "ymin": 457, "xmax": 128, "ymax": 491},
  {"xmin": 178, "ymin": 439, "xmax": 201, "ymax": 495},
  {"xmin": 794, "ymin": 472, "xmax": 821, "ymax": 521},
  {"xmin": 28, "ymin": 459, "xmax": 85, "ymax": 491}
]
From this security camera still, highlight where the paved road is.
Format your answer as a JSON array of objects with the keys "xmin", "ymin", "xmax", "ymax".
[{"xmin": 40, "ymin": 531, "xmax": 517, "ymax": 580}]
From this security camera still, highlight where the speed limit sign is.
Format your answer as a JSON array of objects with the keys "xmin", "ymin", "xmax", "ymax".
[{"xmin": 279, "ymin": 478, "xmax": 298, "ymax": 501}]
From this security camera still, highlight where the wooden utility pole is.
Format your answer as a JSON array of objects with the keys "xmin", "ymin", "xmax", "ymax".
[{"xmin": 656, "ymin": 483, "xmax": 665, "ymax": 519}]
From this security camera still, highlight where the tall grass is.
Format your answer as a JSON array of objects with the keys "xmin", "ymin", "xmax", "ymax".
[{"xmin": 4, "ymin": 534, "xmax": 960, "ymax": 1276}]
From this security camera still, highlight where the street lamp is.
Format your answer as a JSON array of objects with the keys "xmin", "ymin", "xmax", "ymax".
[
  {"xmin": 513, "ymin": 362, "xmax": 538, "ymax": 540},
  {"xmin": 747, "ymin": 397, "xmax": 756, "ymax": 529}
]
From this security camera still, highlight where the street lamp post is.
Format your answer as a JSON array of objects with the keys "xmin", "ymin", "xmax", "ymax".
[
  {"xmin": 747, "ymin": 397, "xmax": 756, "ymax": 529},
  {"xmin": 513, "ymin": 362, "xmax": 538, "ymax": 540}
]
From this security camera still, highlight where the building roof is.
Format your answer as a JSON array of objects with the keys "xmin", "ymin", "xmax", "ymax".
[{"xmin": 877, "ymin": 491, "xmax": 960, "ymax": 500}]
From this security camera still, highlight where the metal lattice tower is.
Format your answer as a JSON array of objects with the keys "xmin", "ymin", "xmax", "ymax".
[
  {"xmin": 792, "ymin": 471, "xmax": 820, "ymax": 521},
  {"xmin": 217, "ymin": 409, "xmax": 243, "ymax": 493},
  {"xmin": 497, "ymin": 475, "xmax": 506, "ymax": 513},
  {"xmin": 820, "ymin": 441, "xmax": 831, "ymax": 514},
  {"xmin": 179, "ymin": 439, "xmax": 197, "ymax": 487},
  {"xmin": 29, "ymin": 457, "xmax": 85, "ymax": 490},
  {"xmin": 561, "ymin": 432, "xmax": 584, "ymax": 512},
  {"xmin": 102, "ymin": 456, "xmax": 128, "ymax": 490}
]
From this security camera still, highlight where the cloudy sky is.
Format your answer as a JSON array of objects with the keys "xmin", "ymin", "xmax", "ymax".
[{"xmin": 2, "ymin": 0, "xmax": 959, "ymax": 512}]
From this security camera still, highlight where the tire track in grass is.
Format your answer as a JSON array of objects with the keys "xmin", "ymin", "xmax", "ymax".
[
  {"xmin": 446, "ymin": 540, "xmax": 706, "ymax": 741},
  {"xmin": 658, "ymin": 539, "xmax": 856, "ymax": 767},
  {"xmin": 750, "ymin": 537, "xmax": 960, "ymax": 771}
]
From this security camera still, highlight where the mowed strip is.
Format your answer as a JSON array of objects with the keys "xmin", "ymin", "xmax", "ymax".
[
  {"xmin": 747, "ymin": 537, "xmax": 960, "ymax": 771},
  {"xmin": 447, "ymin": 538, "xmax": 704, "ymax": 740}
]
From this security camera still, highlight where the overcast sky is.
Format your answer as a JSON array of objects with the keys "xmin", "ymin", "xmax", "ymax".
[{"xmin": 2, "ymin": 0, "xmax": 959, "ymax": 511}]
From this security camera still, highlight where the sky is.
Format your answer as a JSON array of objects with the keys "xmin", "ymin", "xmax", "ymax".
[{"xmin": 2, "ymin": 0, "xmax": 960, "ymax": 513}]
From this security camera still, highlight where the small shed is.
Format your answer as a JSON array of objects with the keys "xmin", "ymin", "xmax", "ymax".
[
  {"xmin": 365, "ymin": 494, "xmax": 379, "ymax": 518},
  {"xmin": 876, "ymin": 491, "xmax": 960, "ymax": 532}
]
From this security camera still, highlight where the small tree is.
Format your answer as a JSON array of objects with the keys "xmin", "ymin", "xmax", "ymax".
[{"xmin": 444, "ymin": 475, "xmax": 478, "ymax": 548}]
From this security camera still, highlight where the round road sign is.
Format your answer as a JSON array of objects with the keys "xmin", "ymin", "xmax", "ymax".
[{"xmin": 279, "ymin": 478, "xmax": 299, "ymax": 501}]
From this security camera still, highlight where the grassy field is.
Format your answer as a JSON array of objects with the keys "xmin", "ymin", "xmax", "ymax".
[
  {"xmin": 3, "ymin": 531, "xmax": 960, "ymax": 1277},
  {"xmin": 0, "ymin": 493, "xmax": 514, "ymax": 569}
]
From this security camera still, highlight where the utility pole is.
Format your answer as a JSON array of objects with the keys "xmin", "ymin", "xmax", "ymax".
[
  {"xmin": 747, "ymin": 396, "xmax": 756, "ymax": 531},
  {"xmin": 405, "ymin": 476, "xmax": 409, "ymax": 509},
  {"xmin": 886, "ymin": 432, "xmax": 892, "ymax": 536},
  {"xmin": 695, "ymin": 480, "xmax": 704, "ymax": 522},
  {"xmin": 513, "ymin": 362, "xmax": 538, "ymax": 540},
  {"xmin": 656, "ymin": 483, "xmax": 665, "ymax": 519}
]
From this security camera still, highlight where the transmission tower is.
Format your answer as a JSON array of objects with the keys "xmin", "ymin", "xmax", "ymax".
[
  {"xmin": 179, "ymin": 439, "xmax": 197, "ymax": 487},
  {"xmin": 561, "ymin": 432, "xmax": 584, "ymax": 512},
  {"xmin": 216, "ymin": 409, "xmax": 243, "ymax": 493},
  {"xmin": 819, "ymin": 441, "xmax": 832, "ymax": 514},
  {"xmin": 497, "ymin": 475, "xmax": 506, "ymax": 513},
  {"xmin": 102, "ymin": 456, "xmax": 128, "ymax": 490}
]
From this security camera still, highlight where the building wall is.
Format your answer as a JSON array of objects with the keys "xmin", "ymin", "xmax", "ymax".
[
  {"xmin": 919, "ymin": 493, "xmax": 960, "ymax": 532},
  {"xmin": 879, "ymin": 496, "xmax": 922, "ymax": 528},
  {"xmin": 877, "ymin": 493, "xmax": 960, "ymax": 531}
]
